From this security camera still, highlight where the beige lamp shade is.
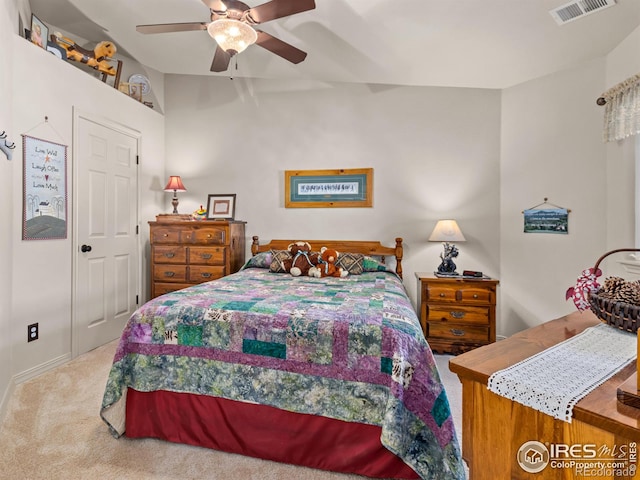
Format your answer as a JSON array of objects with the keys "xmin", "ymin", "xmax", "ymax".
[{"xmin": 429, "ymin": 220, "xmax": 466, "ymax": 242}]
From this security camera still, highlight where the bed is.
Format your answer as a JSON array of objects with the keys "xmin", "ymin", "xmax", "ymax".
[{"xmin": 100, "ymin": 237, "xmax": 464, "ymax": 480}]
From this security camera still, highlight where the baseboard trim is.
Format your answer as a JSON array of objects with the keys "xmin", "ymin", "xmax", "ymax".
[
  {"xmin": 13, "ymin": 353, "xmax": 72, "ymax": 385},
  {"xmin": 0, "ymin": 377, "xmax": 16, "ymax": 427}
]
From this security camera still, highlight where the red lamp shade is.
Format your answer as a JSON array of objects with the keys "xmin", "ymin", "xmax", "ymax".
[{"xmin": 164, "ymin": 176, "xmax": 186, "ymax": 192}]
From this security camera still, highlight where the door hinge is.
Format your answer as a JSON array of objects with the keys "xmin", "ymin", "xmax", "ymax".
[
  {"xmin": 136, "ymin": 225, "xmax": 139, "ymax": 234},
  {"xmin": 136, "ymin": 295, "xmax": 139, "ymax": 305},
  {"xmin": 136, "ymin": 155, "xmax": 139, "ymax": 165}
]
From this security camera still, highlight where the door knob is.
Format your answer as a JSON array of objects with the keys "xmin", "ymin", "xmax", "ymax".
[{"xmin": 81, "ymin": 244, "xmax": 92, "ymax": 253}]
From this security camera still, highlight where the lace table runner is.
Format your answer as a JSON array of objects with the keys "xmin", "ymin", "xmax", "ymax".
[{"xmin": 487, "ymin": 323, "xmax": 636, "ymax": 422}]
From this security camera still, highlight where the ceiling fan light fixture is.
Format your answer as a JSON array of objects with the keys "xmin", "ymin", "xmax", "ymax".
[{"xmin": 207, "ymin": 18, "xmax": 257, "ymax": 55}]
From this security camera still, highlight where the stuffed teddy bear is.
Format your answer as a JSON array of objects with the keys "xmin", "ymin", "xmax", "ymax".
[
  {"xmin": 309, "ymin": 247, "xmax": 349, "ymax": 278},
  {"xmin": 282, "ymin": 241, "xmax": 319, "ymax": 277}
]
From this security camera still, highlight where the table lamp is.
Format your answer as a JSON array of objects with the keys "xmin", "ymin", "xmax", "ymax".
[
  {"xmin": 164, "ymin": 176, "xmax": 187, "ymax": 214},
  {"xmin": 428, "ymin": 219, "xmax": 466, "ymax": 276}
]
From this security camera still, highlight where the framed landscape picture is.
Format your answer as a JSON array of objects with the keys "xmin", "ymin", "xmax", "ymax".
[{"xmin": 285, "ymin": 168, "xmax": 373, "ymax": 208}]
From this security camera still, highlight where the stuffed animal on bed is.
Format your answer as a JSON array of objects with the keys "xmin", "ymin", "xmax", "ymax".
[
  {"xmin": 283, "ymin": 241, "xmax": 320, "ymax": 277},
  {"xmin": 309, "ymin": 247, "xmax": 349, "ymax": 278}
]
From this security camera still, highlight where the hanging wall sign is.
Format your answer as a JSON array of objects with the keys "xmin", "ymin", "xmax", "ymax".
[
  {"xmin": 522, "ymin": 197, "xmax": 571, "ymax": 235},
  {"xmin": 22, "ymin": 134, "xmax": 68, "ymax": 240}
]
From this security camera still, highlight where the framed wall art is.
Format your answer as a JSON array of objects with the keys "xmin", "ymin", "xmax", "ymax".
[
  {"xmin": 207, "ymin": 194, "xmax": 236, "ymax": 220},
  {"xmin": 522, "ymin": 198, "xmax": 570, "ymax": 234},
  {"xmin": 285, "ymin": 168, "xmax": 373, "ymax": 208},
  {"xmin": 29, "ymin": 14, "xmax": 48, "ymax": 50},
  {"xmin": 22, "ymin": 134, "xmax": 68, "ymax": 240}
]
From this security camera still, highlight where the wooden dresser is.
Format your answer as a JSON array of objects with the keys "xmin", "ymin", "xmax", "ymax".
[
  {"xmin": 415, "ymin": 273, "xmax": 499, "ymax": 354},
  {"xmin": 449, "ymin": 311, "xmax": 640, "ymax": 480},
  {"xmin": 149, "ymin": 217, "xmax": 246, "ymax": 299}
]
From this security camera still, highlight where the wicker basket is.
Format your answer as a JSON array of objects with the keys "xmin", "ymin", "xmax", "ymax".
[{"xmin": 588, "ymin": 248, "xmax": 640, "ymax": 334}]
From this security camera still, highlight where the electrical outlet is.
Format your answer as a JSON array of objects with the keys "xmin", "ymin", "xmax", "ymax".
[{"xmin": 28, "ymin": 323, "xmax": 38, "ymax": 342}]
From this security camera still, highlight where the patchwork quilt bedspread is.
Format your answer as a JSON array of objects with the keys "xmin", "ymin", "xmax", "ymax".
[{"xmin": 100, "ymin": 267, "xmax": 464, "ymax": 480}]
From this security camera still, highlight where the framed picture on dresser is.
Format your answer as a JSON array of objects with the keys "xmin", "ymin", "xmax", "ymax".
[{"xmin": 206, "ymin": 194, "xmax": 236, "ymax": 220}]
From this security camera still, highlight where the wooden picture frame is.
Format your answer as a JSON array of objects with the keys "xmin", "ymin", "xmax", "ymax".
[
  {"xmin": 285, "ymin": 168, "xmax": 373, "ymax": 208},
  {"xmin": 206, "ymin": 194, "xmax": 236, "ymax": 220},
  {"xmin": 30, "ymin": 14, "xmax": 48, "ymax": 50}
]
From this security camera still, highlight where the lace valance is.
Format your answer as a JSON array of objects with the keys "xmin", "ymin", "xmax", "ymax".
[{"xmin": 598, "ymin": 72, "xmax": 640, "ymax": 142}]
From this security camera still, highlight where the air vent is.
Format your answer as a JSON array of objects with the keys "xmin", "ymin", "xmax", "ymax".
[{"xmin": 550, "ymin": 0, "xmax": 616, "ymax": 25}]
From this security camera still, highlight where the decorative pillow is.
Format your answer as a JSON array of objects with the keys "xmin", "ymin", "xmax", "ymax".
[
  {"xmin": 242, "ymin": 251, "xmax": 272, "ymax": 270},
  {"xmin": 336, "ymin": 252, "xmax": 364, "ymax": 275},
  {"xmin": 362, "ymin": 255, "xmax": 393, "ymax": 273},
  {"xmin": 269, "ymin": 249, "xmax": 292, "ymax": 273}
]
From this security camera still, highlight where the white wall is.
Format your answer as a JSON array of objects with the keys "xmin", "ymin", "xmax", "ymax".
[
  {"xmin": 0, "ymin": 0, "xmax": 18, "ymax": 420},
  {"xmin": 163, "ymin": 76, "xmax": 502, "ymax": 309},
  {"xmin": 8, "ymin": 34, "xmax": 165, "ymax": 381},
  {"xmin": 500, "ymin": 58, "xmax": 609, "ymax": 335}
]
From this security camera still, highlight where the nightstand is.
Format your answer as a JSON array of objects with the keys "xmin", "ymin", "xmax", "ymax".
[{"xmin": 415, "ymin": 273, "xmax": 499, "ymax": 355}]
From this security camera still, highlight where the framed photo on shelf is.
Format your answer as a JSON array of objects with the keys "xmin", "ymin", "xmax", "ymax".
[
  {"xmin": 30, "ymin": 14, "xmax": 48, "ymax": 50},
  {"xmin": 206, "ymin": 194, "xmax": 236, "ymax": 220},
  {"xmin": 285, "ymin": 168, "xmax": 373, "ymax": 208}
]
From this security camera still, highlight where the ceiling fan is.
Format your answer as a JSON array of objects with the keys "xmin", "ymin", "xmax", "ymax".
[{"xmin": 136, "ymin": 0, "xmax": 316, "ymax": 72}]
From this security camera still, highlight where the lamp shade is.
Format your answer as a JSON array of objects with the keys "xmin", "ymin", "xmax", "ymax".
[
  {"xmin": 164, "ymin": 176, "xmax": 186, "ymax": 192},
  {"xmin": 428, "ymin": 220, "xmax": 466, "ymax": 242}
]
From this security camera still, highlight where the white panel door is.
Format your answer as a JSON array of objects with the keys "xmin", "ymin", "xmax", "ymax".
[{"xmin": 75, "ymin": 115, "xmax": 139, "ymax": 355}]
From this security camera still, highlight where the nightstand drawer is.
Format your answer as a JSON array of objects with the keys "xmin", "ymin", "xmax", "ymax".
[
  {"xmin": 427, "ymin": 305, "xmax": 490, "ymax": 324},
  {"xmin": 153, "ymin": 246, "xmax": 187, "ymax": 264},
  {"xmin": 153, "ymin": 265, "xmax": 187, "ymax": 283},
  {"xmin": 427, "ymin": 322, "xmax": 490, "ymax": 343},
  {"xmin": 427, "ymin": 285, "xmax": 494, "ymax": 304},
  {"xmin": 188, "ymin": 266, "xmax": 225, "ymax": 282},
  {"xmin": 189, "ymin": 246, "xmax": 226, "ymax": 265}
]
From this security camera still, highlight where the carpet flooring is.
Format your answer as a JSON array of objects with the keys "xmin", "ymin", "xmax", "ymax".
[{"xmin": 0, "ymin": 340, "xmax": 464, "ymax": 480}]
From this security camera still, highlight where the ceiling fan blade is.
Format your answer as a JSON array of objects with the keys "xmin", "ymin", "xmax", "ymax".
[
  {"xmin": 255, "ymin": 30, "xmax": 307, "ymax": 64},
  {"xmin": 211, "ymin": 45, "xmax": 232, "ymax": 72},
  {"xmin": 248, "ymin": 0, "xmax": 315, "ymax": 24},
  {"xmin": 136, "ymin": 22, "xmax": 208, "ymax": 34},
  {"xmin": 201, "ymin": 0, "xmax": 228, "ymax": 11}
]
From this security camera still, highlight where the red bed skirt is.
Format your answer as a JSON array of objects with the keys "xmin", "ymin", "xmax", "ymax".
[{"xmin": 126, "ymin": 388, "xmax": 419, "ymax": 479}]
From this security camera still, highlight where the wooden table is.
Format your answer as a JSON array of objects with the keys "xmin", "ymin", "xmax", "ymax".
[{"xmin": 449, "ymin": 311, "xmax": 640, "ymax": 480}]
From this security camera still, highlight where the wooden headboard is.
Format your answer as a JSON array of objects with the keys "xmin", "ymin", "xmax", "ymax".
[{"xmin": 250, "ymin": 236, "xmax": 404, "ymax": 278}]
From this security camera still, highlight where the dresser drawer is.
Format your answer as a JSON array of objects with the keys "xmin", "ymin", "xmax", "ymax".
[
  {"xmin": 153, "ymin": 246, "xmax": 187, "ymax": 264},
  {"xmin": 427, "ymin": 305, "xmax": 490, "ymax": 324},
  {"xmin": 182, "ymin": 227, "xmax": 226, "ymax": 245},
  {"xmin": 154, "ymin": 282, "xmax": 192, "ymax": 296},
  {"xmin": 151, "ymin": 227, "xmax": 181, "ymax": 244},
  {"xmin": 427, "ymin": 322, "xmax": 490, "ymax": 343},
  {"xmin": 153, "ymin": 265, "xmax": 187, "ymax": 283},
  {"xmin": 426, "ymin": 284, "xmax": 494, "ymax": 304},
  {"xmin": 189, "ymin": 246, "xmax": 226, "ymax": 265},
  {"xmin": 189, "ymin": 266, "xmax": 225, "ymax": 282}
]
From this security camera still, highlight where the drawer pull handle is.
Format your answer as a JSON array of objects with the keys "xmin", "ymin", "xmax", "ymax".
[
  {"xmin": 450, "ymin": 311, "xmax": 465, "ymax": 319},
  {"xmin": 201, "ymin": 273, "xmax": 212, "ymax": 278},
  {"xmin": 439, "ymin": 293, "xmax": 446, "ymax": 297},
  {"xmin": 164, "ymin": 271, "xmax": 175, "ymax": 277},
  {"xmin": 450, "ymin": 328, "xmax": 465, "ymax": 336},
  {"xmin": 201, "ymin": 253, "xmax": 212, "ymax": 259},
  {"xmin": 163, "ymin": 233, "xmax": 168, "ymax": 237},
  {"xmin": 207, "ymin": 234, "xmax": 212, "ymax": 238},
  {"xmin": 473, "ymin": 294, "xmax": 479, "ymax": 299},
  {"xmin": 164, "ymin": 253, "xmax": 175, "ymax": 258}
]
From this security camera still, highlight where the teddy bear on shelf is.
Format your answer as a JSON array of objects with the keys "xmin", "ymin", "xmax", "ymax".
[
  {"xmin": 309, "ymin": 247, "xmax": 349, "ymax": 278},
  {"xmin": 283, "ymin": 241, "xmax": 320, "ymax": 277}
]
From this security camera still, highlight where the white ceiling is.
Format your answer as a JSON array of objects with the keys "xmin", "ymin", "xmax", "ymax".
[{"xmin": 28, "ymin": 0, "xmax": 640, "ymax": 89}]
